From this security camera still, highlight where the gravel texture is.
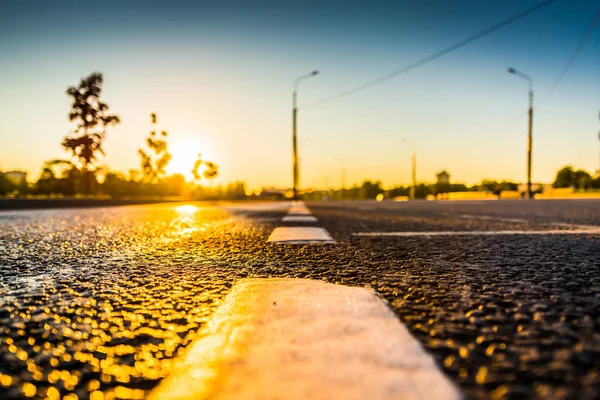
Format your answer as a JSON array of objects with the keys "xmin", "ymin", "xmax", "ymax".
[{"xmin": 0, "ymin": 200, "xmax": 599, "ymax": 399}]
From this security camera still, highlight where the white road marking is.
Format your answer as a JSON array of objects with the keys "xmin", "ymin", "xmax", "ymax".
[
  {"xmin": 288, "ymin": 206, "xmax": 312, "ymax": 215},
  {"xmin": 353, "ymin": 229, "xmax": 600, "ymax": 237},
  {"xmin": 456, "ymin": 214, "xmax": 528, "ymax": 223},
  {"xmin": 268, "ymin": 227, "xmax": 334, "ymax": 244},
  {"xmin": 457, "ymin": 215, "xmax": 600, "ymax": 230},
  {"xmin": 282, "ymin": 215, "xmax": 318, "ymax": 223},
  {"xmin": 149, "ymin": 278, "xmax": 461, "ymax": 400}
]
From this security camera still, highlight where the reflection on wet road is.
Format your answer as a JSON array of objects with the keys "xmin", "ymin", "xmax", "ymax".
[
  {"xmin": 1, "ymin": 200, "xmax": 599, "ymax": 399},
  {"xmin": 0, "ymin": 204, "xmax": 245, "ymax": 400}
]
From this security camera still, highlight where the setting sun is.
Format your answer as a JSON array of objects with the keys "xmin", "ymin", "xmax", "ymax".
[{"xmin": 168, "ymin": 131, "xmax": 216, "ymax": 181}]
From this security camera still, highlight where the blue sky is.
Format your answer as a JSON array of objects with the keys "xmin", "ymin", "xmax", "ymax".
[{"xmin": 0, "ymin": 0, "xmax": 598, "ymax": 190}]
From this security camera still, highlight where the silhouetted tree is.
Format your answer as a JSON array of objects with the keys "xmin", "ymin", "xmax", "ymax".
[
  {"xmin": 0, "ymin": 172, "xmax": 7, "ymax": 195},
  {"xmin": 139, "ymin": 113, "xmax": 172, "ymax": 184},
  {"xmin": 224, "ymin": 181, "xmax": 247, "ymax": 199},
  {"xmin": 574, "ymin": 169, "xmax": 592, "ymax": 189},
  {"xmin": 203, "ymin": 162, "xmax": 219, "ymax": 185},
  {"xmin": 360, "ymin": 181, "xmax": 383, "ymax": 199},
  {"xmin": 62, "ymin": 72, "xmax": 120, "ymax": 193},
  {"xmin": 553, "ymin": 166, "xmax": 592, "ymax": 190},
  {"xmin": 32, "ymin": 160, "xmax": 84, "ymax": 195},
  {"xmin": 553, "ymin": 166, "xmax": 575, "ymax": 188},
  {"xmin": 162, "ymin": 174, "xmax": 186, "ymax": 196},
  {"xmin": 387, "ymin": 186, "xmax": 410, "ymax": 198},
  {"xmin": 414, "ymin": 184, "xmax": 431, "ymax": 199},
  {"xmin": 35, "ymin": 167, "xmax": 58, "ymax": 195},
  {"xmin": 191, "ymin": 154, "xmax": 203, "ymax": 181},
  {"xmin": 0, "ymin": 171, "xmax": 26, "ymax": 195}
]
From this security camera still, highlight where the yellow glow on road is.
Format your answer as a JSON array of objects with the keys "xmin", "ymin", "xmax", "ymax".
[{"xmin": 175, "ymin": 205, "xmax": 198, "ymax": 214}]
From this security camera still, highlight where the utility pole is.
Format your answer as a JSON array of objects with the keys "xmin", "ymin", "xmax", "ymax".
[
  {"xmin": 402, "ymin": 138, "xmax": 416, "ymax": 200},
  {"xmin": 508, "ymin": 67, "xmax": 534, "ymax": 199},
  {"xmin": 292, "ymin": 92, "xmax": 298, "ymax": 200},
  {"xmin": 292, "ymin": 70, "xmax": 319, "ymax": 200},
  {"xmin": 527, "ymin": 87, "xmax": 533, "ymax": 199},
  {"xmin": 411, "ymin": 149, "xmax": 416, "ymax": 200},
  {"xmin": 334, "ymin": 156, "xmax": 354, "ymax": 200}
]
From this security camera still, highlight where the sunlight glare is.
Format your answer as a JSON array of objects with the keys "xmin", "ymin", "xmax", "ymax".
[
  {"xmin": 175, "ymin": 205, "xmax": 199, "ymax": 214},
  {"xmin": 168, "ymin": 131, "xmax": 216, "ymax": 181}
]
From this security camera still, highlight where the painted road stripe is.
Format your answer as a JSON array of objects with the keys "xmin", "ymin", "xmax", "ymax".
[
  {"xmin": 288, "ymin": 206, "xmax": 312, "ymax": 215},
  {"xmin": 282, "ymin": 215, "xmax": 318, "ymax": 223},
  {"xmin": 268, "ymin": 227, "xmax": 334, "ymax": 244},
  {"xmin": 149, "ymin": 278, "xmax": 461, "ymax": 400},
  {"xmin": 456, "ymin": 214, "xmax": 527, "ymax": 223},
  {"xmin": 353, "ymin": 229, "xmax": 600, "ymax": 237}
]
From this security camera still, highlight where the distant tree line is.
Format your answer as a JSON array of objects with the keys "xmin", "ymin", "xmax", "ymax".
[
  {"xmin": 0, "ymin": 172, "xmax": 29, "ymax": 196},
  {"xmin": 0, "ymin": 72, "xmax": 240, "ymax": 200},
  {"xmin": 2, "ymin": 72, "xmax": 599, "ymax": 201},
  {"xmin": 302, "ymin": 179, "xmax": 523, "ymax": 201},
  {"xmin": 301, "ymin": 169, "xmax": 600, "ymax": 201},
  {"xmin": 553, "ymin": 165, "xmax": 600, "ymax": 190}
]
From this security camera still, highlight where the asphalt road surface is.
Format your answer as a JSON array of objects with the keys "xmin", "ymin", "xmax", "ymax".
[{"xmin": 0, "ymin": 199, "xmax": 599, "ymax": 399}]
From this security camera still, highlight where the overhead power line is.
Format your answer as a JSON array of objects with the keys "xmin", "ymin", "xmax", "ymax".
[
  {"xmin": 303, "ymin": 0, "xmax": 560, "ymax": 109},
  {"xmin": 539, "ymin": 7, "xmax": 600, "ymax": 104},
  {"xmin": 502, "ymin": 7, "xmax": 599, "ymax": 123}
]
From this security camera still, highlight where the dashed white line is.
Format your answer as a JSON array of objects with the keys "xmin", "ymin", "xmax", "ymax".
[
  {"xmin": 282, "ymin": 215, "xmax": 319, "ymax": 223},
  {"xmin": 268, "ymin": 227, "xmax": 335, "ymax": 244},
  {"xmin": 456, "ymin": 214, "xmax": 528, "ymax": 223},
  {"xmin": 149, "ymin": 278, "xmax": 461, "ymax": 400}
]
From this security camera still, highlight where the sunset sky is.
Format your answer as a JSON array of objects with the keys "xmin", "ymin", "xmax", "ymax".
[{"xmin": 1, "ymin": 0, "xmax": 599, "ymax": 191}]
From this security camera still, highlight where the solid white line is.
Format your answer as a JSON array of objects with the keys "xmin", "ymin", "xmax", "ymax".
[
  {"xmin": 353, "ymin": 229, "xmax": 600, "ymax": 237},
  {"xmin": 149, "ymin": 278, "xmax": 461, "ymax": 400},
  {"xmin": 457, "ymin": 214, "xmax": 527, "ymax": 223},
  {"xmin": 268, "ymin": 227, "xmax": 334, "ymax": 244},
  {"xmin": 282, "ymin": 215, "xmax": 318, "ymax": 223}
]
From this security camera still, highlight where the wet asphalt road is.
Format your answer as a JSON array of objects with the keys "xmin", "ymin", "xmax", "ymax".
[{"xmin": 0, "ymin": 199, "xmax": 599, "ymax": 399}]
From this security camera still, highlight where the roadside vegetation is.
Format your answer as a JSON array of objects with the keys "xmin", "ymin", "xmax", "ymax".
[
  {"xmin": 0, "ymin": 72, "xmax": 242, "ymax": 200},
  {"xmin": 1, "ymin": 72, "xmax": 599, "ymax": 201}
]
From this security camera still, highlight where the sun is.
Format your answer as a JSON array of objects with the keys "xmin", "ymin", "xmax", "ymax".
[{"xmin": 167, "ymin": 131, "xmax": 216, "ymax": 181}]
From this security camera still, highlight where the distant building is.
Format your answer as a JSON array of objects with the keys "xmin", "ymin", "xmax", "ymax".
[
  {"xmin": 258, "ymin": 188, "xmax": 286, "ymax": 200},
  {"xmin": 436, "ymin": 170, "xmax": 450, "ymax": 185},
  {"xmin": 4, "ymin": 171, "xmax": 27, "ymax": 185},
  {"xmin": 435, "ymin": 170, "xmax": 451, "ymax": 198}
]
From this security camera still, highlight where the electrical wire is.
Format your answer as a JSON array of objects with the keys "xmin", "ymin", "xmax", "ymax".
[
  {"xmin": 303, "ymin": 0, "xmax": 560, "ymax": 109},
  {"xmin": 538, "ymin": 7, "xmax": 600, "ymax": 105}
]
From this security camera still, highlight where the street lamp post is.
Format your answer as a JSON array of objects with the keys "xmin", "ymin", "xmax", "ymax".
[
  {"xmin": 334, "ymin": 156, "xmax": 355, "ymax": 193},
  {"xmin": 507, "ymin": 67, "xmax": 534, "ymax": 199},
  {"xmin": 292, "ymin": 70, "xmax": 319, "ymax": 200},
  {"xmin": 401, "ymin": 138, "xmax": 417, "ymax": 200}
]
